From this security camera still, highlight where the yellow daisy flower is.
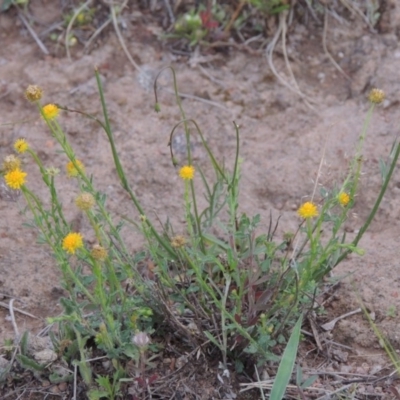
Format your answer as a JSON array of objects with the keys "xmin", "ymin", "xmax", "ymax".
[
  {"xmin": 62, "ymin": 232, "xmax": 84, "ymax": 254},
  {"xmin": 338, "ymin": 192, "xmax": 350, "ymax": 207},
  {"xmin": 14, "ymin": 138, "xmax": 29, "ymax": 154},
  {"xmin": 297, "ymin": 201, "xmax": 318, "ymax": 219},
  {"xmin": 4, "ymin": 168, "xmax": 27, "ymax": 190},
  {"xmin": 42, "ymin": 104, "xmax": 59, "ymax": 120},
  {"xmin": 179, "ymin": 165, "xmax": 195, "ymax": 180},
  {"xmin": 66, "ymin": 160, "xmax": 85, "ymax": 177}
]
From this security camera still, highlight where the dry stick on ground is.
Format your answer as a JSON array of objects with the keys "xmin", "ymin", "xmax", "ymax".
[
  {"xmin": 163, "ymin": 0, "xmax": 176, "ymax": 24},
  {"xmin": 18, "ymin": 11, "xmax": 49, "ymax": 55},
  {"xmin": 84, "ymin": 17, "xmax": 112, "ymax": 53},
  {"xmin": 339, "ymin": 0, "xmax": 375, "ymax": 30},
  {"xmin": 320, "ymin": 307, "xmax": 361, "ymax": 331},
  {"xmin": 0, "ymin": 301, "xmax": 39, "ymax": 320},
  {"xmin": 8, "ymin": 299, "xmax": 19, "ymax": 340},
  {"xmin": 323, "ymin": 7, "xmax": 351, "ymax": 81},
  {"xmin": 224, "ymin": 0, "xmax": 246, "ymax": 35},
  {"xmin": 108, "ymin": 0, "xmax": 232, "ymax": 114},
  {"xmin": 109, "ymin": 0, "xmax": 141, "ymax": 71},
  {"xmin": 265, "ymin": 11, "xmax": 316, "ymax": 111},
  {"xmin": 281, "ymin": 8, "xmax": 304, "ymax": 96}
]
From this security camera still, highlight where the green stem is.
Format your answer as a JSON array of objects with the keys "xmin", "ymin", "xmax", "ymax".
[
  {"xmin": 335, "ymin": 139, "xmax": 400, "ymax": 266},
  {"xmin": 94, "ymin": 70, "xmax": 176, "ymax": 259}
]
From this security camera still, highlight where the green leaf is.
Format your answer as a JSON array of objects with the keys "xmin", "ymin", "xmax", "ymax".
[
  {"xmin": 87, "ymin": 389, "xmax": 109, "ymax": 400},
  {"xmin": 19, "ymin": 331, "xmax": 29, "ymax": 356},
  {"xmin": 269, "ymin": 314, "xmax": 303, "ymax": 400},
  {"xmin": 203, "ymin": 330, "xmax": 221, "ymax": 349},
  {"xmin": 73, "ymin": 359, "xmax": 92, "ymax": 385},
  {"xmin": 301, "ymin": 375, "xmax": 318, "ymax": 389},
  {"xmin": 1, "ymin": 0, "xmax": 14, "ymax": 12},
  {"xmin": 49, "ymin": 372, "xmax": 73, "ymax": 384},
  {"xmin": 16, "ymin": 354, "xmax": 45, "ymax": 372}
]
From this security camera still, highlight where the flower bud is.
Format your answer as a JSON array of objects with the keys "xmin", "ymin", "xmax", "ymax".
[{"xmin": 25, "ymin": 85, "xmax": 43, "ymax": 102}]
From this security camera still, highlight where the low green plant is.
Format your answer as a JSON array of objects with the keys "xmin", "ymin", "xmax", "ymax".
[
  {"xmin": 1, "ymin": 0, "xmax": 29, "ymax": 12},
  {"xmin": 248, "ymin": 0, "xmax": 290, "ymax": 15},
  {"xmin": 1, "ymin": 76, "xmax": 395, "ymax": 398},
  {"xmin": 167, "ymin": 1, "xmax": 289, "ymax": 46}
]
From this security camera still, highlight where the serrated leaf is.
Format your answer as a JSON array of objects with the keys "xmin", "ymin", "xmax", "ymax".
[
  {"xmin": 20, "ymin": 331, "xmax": 29, "ymax": 356},
  {"xmin": 203, "ymin": 330, "xmax": 221, "ymax": 349},
  {"xmin": 17, "ymin": 354, "xmax": 45, "ymax": 372},
  {"xmin": 49, "ymin": 372, "xmax": 73, "ymax": 384}
]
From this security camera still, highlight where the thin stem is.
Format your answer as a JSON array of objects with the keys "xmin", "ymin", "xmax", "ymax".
[
  {"xmin": 94, "ymin": 70, "xmax": 176, "ymax": 259},
  {"xmin": 335, "ymin": 140, "xmax": 400, "ymax": 266}
]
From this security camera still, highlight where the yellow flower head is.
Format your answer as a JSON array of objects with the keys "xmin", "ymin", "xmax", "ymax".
[
  {"xmin": 62, "ymin": 232, "xmax": 84, "ymax": 254},
  {"xmin": 42, "ymin": 104, "xmax": 59, "ymax": 120},
  {"xmin": 66, "ymin": 160, "xmax": 85, "ymax": 177},
  {"xmin": 338, "ymin": 192, "xmax": 350, "ymax": 207},
  {"xmin": 91, "ymin": 244, "xmax": 108, "ymax": 261},
  {"xmin": 4, "ymin": 168, "xmax": 27, "ymax": 190},
  {"xmin": 3, "ymin": 155, "xmax": 21, "ymax": 172},
  {"xmin": 179, "ymin": 165, "xmax": 195, "ymax": 180},
  {"xmin": 75, "ymin": 192, "xmax": 95, "ymax": 211},
  {"xmin": 297, "ymin": 201, "xmax": 318, "ymax": 219},
  {"xmin": 368, "ymin": 88, "xmax": 385, "ymax": 104},
  {"xmin": 171, "ymin": 235, "xmax": 187, "ymax": 248},
  {"xmin": 25, "ymin": 85, "xmax": 43, "ymax": 102},
  {"xmin": 14, "ymin": 138, "xmax": 29, "ymax": 154}
]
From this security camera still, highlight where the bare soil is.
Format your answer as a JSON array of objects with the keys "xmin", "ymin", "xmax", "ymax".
[{"xmin": 2, "ymin": 0, "xmax": 400, "ymax": 398}]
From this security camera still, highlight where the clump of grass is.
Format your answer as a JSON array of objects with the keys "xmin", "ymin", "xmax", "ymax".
[{"xmin": 0, "ymin": 70, "xmax": 396, "ymax": 398}]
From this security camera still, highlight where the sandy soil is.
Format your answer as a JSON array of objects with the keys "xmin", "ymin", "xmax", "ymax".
[{"xmin": 2, "ymin": 0, "xmax": 400, "ymax": 395}]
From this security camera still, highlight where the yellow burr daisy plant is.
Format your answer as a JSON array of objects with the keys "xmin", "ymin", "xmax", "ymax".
[
  {"xmin": 179, "ymin": 165, "xmax": 195, "ymax": 180},
  {"xmin": 14, "ymin": 138, "xmax": 29, "ymax": 154},
  {"xmin": 4, "ymin": 168, "xmax": 27, "ymax": 190},
  {"xmin": 62, "ymin": 232, "xmax": 84, "ymax": 254},
  {"xmin": 297, "ymin": 201, "xmax": 318, "ymax": 219}
]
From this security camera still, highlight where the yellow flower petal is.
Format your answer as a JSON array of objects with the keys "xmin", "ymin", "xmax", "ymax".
[
  {"xmin": 42, "ymin": 104, "xmax": 59, "ymax": 120},
  {"xmin": 338, "ymin": 192, "xmax": 350, "ymax": 207},
  {"xmin": 14, "ymin": 138, "xmax": 29, "ymax": 154},
  {"xmin": 62, "ymin": 232, "xmax": 84, "ymax": 254},
  {"xmin": 179, "ymin": 165, "xmax": 195, "ymax": 180},
  {"xmin": 4, "ymin": 168, "xmax": 27, "ymax": 190},
  {"xmin": 297, "ymin": 201, "xmax": 318, "ymax": 219}
]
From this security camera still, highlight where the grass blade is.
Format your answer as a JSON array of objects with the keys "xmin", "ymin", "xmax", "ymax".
[{"xmin": 270, "ymin": 314, "xmax": 303, "ymax": 400}]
